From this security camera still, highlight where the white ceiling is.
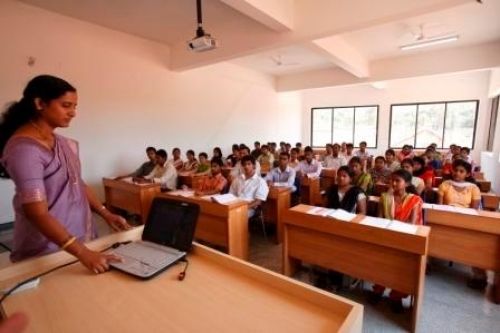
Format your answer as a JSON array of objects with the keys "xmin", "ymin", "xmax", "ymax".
[
  {"xmin": 340, "ymin": 0, "xmax": 500, "ymax": 61},
  {"xmin": 231, "ymin": 44, "xmax": 336, "ymax": 76},
  {"xmin": 18, "ymin": 0, "xmax": 269, "ymax": 45}
]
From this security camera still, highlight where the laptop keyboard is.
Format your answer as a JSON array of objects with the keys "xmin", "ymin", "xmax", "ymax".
[{"xmin": 111, "ymin": 241, "xmax": 185, "ymax": 277}]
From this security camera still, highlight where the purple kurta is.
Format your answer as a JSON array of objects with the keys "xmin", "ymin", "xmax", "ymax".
[{"xmin": 1, "ymin": 134, "xmax": 96, "ymax": 262}]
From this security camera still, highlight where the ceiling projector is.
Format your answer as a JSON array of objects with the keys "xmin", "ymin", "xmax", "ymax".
[{"xmin": 187, "ymin": 0, "xmax": 218, "ymax": 52}]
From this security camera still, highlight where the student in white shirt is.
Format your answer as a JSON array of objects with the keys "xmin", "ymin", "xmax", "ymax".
[
  {"xmin": 135, "ymin": 149, "xmax": 177, "ymax": 191},
  {"xmin": 298, "ymin": 146, "xmax": 322, "ymax": 178},
  {"xmin": 343, "ymin": 143, "xmax": 355, "ymax": 163},
  {"xmin": 229, "ymin": 155, "xmax": 269, "ymax": 217},
  {"xmin": 323, "ymin": 143, "xmax": 347, "ymax": 169},
  {"xmin": 265, "ymin": 152, "xmax": 296, "ymax": 192},
  {"xmin": 231, "ymin": 146, "xmax": 261, "ymax": 179},
  {"xmin": 354, "ymin": 141, "xmax": 372, "ymax": 162}
]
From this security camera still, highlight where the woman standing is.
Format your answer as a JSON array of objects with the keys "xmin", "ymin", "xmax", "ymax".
[{"xmin": 0, "ymin": 75, "xmax": 130, "ymax": 273}]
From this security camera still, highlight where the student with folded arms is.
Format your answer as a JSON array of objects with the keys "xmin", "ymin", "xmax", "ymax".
[
  {"xmin": 265, "ymin": 152, "xmax": 296, "ymax": 192},
  {"xmin": 195, "ymin": 158, "xmax": 228, "ymax": 196},
  {"xmin": 349, "ymin": 157, "xmax": 373, "ymax": 194},
  {"xmin": 437, "ymin": 160, "xmax": 484, "ymax": 290},
  {"xmin": 229, "ymin": 155, "xmax": 269, "ymax": 217},
  {"xmin": 370, "ymin": 169, "xmax": 423, "ymax": 313},
  {"xmin": 297, "ymin": 146, "xmax": 322, "ymax": 178},
  {"xmin": 182, "ymin": 149, "xmax": 199, "ymax": 172},
  {"xmin": 115, "ymin": 146, "xmax": 157, "ymax": 179},
  {"xmin": 137, "ymin": 149, "xmax": 177, "ymax": 191}
]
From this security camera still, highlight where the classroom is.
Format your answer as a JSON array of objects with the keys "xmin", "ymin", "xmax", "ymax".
[{"xmin": 0, "ymin": 0, "xmax": 500, "ymax": 332}]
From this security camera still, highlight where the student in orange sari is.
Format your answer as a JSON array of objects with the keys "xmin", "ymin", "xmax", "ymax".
[
  {"xmin": 369, "ymin": 169, "xmax": 423, "ymax": 313},
  {"xmin": 438, "ymin": 159, "xmax": 484, "ymax": 290}
]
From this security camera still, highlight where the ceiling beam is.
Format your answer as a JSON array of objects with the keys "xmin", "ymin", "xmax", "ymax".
[
  {"xmin": 309, "ymin": 36, "xmax": 370, "ymax": 78},
  {"xmin": 220, "ymin": 0, "xmax": 294, "ymax": 32},
  {"xmin": 276, "ymin": 40, "xmax": 500, "ymax": 91}
]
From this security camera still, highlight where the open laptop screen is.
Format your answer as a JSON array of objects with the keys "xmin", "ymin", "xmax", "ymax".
[{"xmin": 142, "ymin": 198, "xmax": 200, "ymax": 252}]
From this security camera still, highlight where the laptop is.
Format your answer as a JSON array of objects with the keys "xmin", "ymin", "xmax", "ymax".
[{"xmin": 110, "ymin": 197, "xmax": 199, "ymax": 279}]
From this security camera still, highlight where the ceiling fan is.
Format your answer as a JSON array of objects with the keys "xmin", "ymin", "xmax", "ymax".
[
  {"xmin": 400, "ymin": 24, "xmax": 459, "ymax": 51},
  {"xmin": 270, "ymin": 54, "xmax": 300, "ymax": 67}
]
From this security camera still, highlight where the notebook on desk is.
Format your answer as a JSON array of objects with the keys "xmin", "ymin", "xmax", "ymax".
[{"xmin": 110, "ymin": 197, "xmax": 199, "ymax": 279}]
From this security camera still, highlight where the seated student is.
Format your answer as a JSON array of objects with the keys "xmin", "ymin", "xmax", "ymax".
[
  {"xmin": 297, "ymin": 146, "xmax": 322, "ymax": 178},
  {"xmin": 229, "ymin": 155, "xmax": 269, "ymax": 217},
  {"xmin": 343, "ymin": 143, "xmax": 355, "ymax": 163},
  {"xmin": 285, "ymin": 142, "xmax": 292, "ymax": 154},
  {"xmin": 196, "ymin": 152, "xmax": 211, "ymax": 174},
  {"xmin": 195, "ymin": 158, "xmax": 228, "ymax": 196},
  {"xmin": 278, "ymin": 141, "xmax": 287, "ymax": 154},
  {"xmin": 295, "ymin": 142, "xmax": 304, "ymax": 159},
  {"xmin": 340, "ymin": 142, "xmax": 347, "ymax": 155},
  {"xmin": 170, "ymin": 147, "xmax": 184, "ymax": 171},
  {"xmin": 349, "ymin": 157, "xmax": 373, "ymax": 194},
  {"xmin": 313, "ymin": 166, "xmax": 367, "ymax": 290},
  {"xmin": 354, "ymin": 141, "xmax": 372, "ymax": 165},
  {"xmin": 257, "ymin": 144, "xmax": 275, "ymax": 166},
  {"xmin": 397, "ymin": 144, "xmax": 415, "ymax": 162},
  {"xmin": 115, "ymin": 146, "xmax": 156, "ymax": 179},
  {"xmin": 437, "ymin": 159, "xmax": 483, "ymax": 290},
  {"xmin": 181, "ymin": 150, "xmax": 199, "ymax": 172},
  {"xmin": 370, "ymin": 169, "xmax": 423, "ymax": 313},
  {"xmin": 251, "ymin": 141, "xmax": 261, "ymax": 159},
  {"xmin": 136, "ymin": 149, "xmax": 177, "ymax": 191},
  {"xmin": 444, "ymin": 144, "xmax": 461, "ymax": 163},
  {"xmin": 442, "ymin": 153, "xmax": 462, "ymax": 180},
  {"xmin": 369, "ymin": 156, "xmax": 391, "ymax": 184},
  {"xmin": 227, "ymin": 144, "xmax": 240, "ymax": 167},
  {"xmin": 423, "ymin": 146, "xmax": 441, "ymax": 170},
  {"xmin": 212, "ymin": 147, "xmax": 223, "ymax": 160},
  {"xmin": 460, "ymin": 147, "xmax": 475, "ymax": 170},
  {"xmin": 412, "ymin": 156, "xmax": 434, "ymax": 189},
  {"xmin": 321, "ymin": 144, "xmax": 333, "ymax": 162},
  {"xmin": 385, "ymin": 149, "xmax": 400, "ymax": 172},
  {"xmin": 265, "ymin": 152, "xmax": 297, "ymax": 192},
  {"xmin": 400, "ymin": 158, "xmax": 425, "ymax": 195},
  {"xmin": 323, "ymin": 143, "xmax": 347, "ymax": 169},
  {"xmin": 289, "ymin": 148, "xmax": 301, "ymax": 172},
  {"xmin": 230, "ymin": 146, "xmax": 261, "ymax": 179},
  {"xmin": 429, "ymin": 143, "xmax": 443, "ymax": 161}
]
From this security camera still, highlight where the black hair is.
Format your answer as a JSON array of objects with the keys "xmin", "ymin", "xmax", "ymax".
[
  {"xmin": 241, "ymin": 146, "xmax": 250, "ymax": 154},
  {"xmin": 375, "ymin": 156, "xmax": 385, "ymax": 163},
  {"xmin": 187, "ymin": 149, "xmax": 195, "ymax": 156},
  {"xmin": 146, "ymin": 147, "xmax": 156, "ymax": 153},
  {"xmin": 304, "ymin": 146, "xmax": 313, "ymax": 153},
  {"xmin": 0, "ymin": 75, "xmax": 76, "ymax": 179},
  {"xmin": 241, "ymin": 155, "xmax": 255, "ymax": 165},
  {"xmin": 199, "ymin": 152, "xmax": 208, "ymax": 159},
  {"xmin": 213, "ymin": 147, "xmax": 222, "ymax": 157},
  {"xmin": 291, "ymin": 148, "xmax": 299, "ymax": 154},
  {"xmin": 337, "ymin": 165, "xmax": 354, "ymax": 178},
  {"xmin": 391, "ymin": 169, "xmax": 418, "ymax": 195},
  {"xmin": 295, "ymin": 142, "xmax": 302, "ymax": 147},
  {"xmin": 156, "ymin": 149, "xmax": 167, "ymax": 159},
  {"xmin": 172, "ymin": 147, "xmax": 180, "ymax": 153},
  {"xmin": 279, "ymin": 152, "xmax": 290, "ymax": 159},
  {"xmin": 261, "ymin": 144, "xmax": 269, "ymax": 150},
  {"xmin": 349, "ymin": 156, "xmax": 362, "ymax": 165},
  {"xmin": 460, "ymin": 147, "xmax": 470, "ymax": 154},
  {"xmin": 210, "ymin": 157, "xmax": 224, "ymax": 167},
  {"xmin": 400, "ymin": 158, "xmax": 414, "ymax": 167},
  {"xmin": 232, "ymin": 144, "xmax": 239, "ymax": 151},
  {"xmin": 346, "ymin": 143, "xmax": 354, "ymax": 148},
  {"xmin": 239, "ymin": 143, "xmax": 246, "ymax": 149},
  {"xmin": 385, "ymin": 149, "xmax": 395, "ymax": 156},
  {"xmin": 254, "ymin": 141, "xmax": 260, "ymax": 145},
  {"xmin": 412, "ymin": 156, "xmax": 426, "ymax": 176},
  {"xmin": 452, "ymin": 159, "xmax": 472, "ymax": 174},
  {"xmin": 359, "ymin": 141, "xmax": 367, "ymax": 146},
  {"xmin": 332, "ymin": 143, "xmax": 340, "ymax": 148}
]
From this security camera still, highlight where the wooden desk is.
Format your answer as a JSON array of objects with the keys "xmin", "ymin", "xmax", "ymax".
[
  {"xmin": 159, "ymin": 192, "xmax": 249, "ymax": 260},
  {"xmin": 263, "ymin": 186, "xmax": 292, "ymax": 244},
  {"xmin": 373, "ymin": 183, "xmax": 389, "ymax": 197},
  {"xmin": 0, "ymin": 227, "xmax": 364, "ymax": 333},
  {"xmin": 177, "ymin": 172, "xmax": 207, "ymax": 189},
  {"xmin": 424, "ymin": 207, "xmax": 500, "ymax": 303},
  {"xmin": 476, "ymin": 180, "xmax": 491, "ymax": 193},
  {"xmin": 320, "ymin": 168, "xmax": 337, "ymax": 192},
  {"xmin": 300, "ymin": 176, "xmax": 321, "ymax": 205},
  {"xmin": 482, "ymin": 192, "xmax": 500, "ymax": 211},
  {"xmin": 283, "ymin": 205, "xmax": 430, "ymax": 332},
  {"xmin": 103, "ymin": 178, "xmax": 161, "ymax": 224}
]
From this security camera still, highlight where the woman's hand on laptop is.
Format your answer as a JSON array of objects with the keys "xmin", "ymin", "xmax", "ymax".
[{"xmin": 77, "ymin": 247, "xmax": 123, "ymax": 274}]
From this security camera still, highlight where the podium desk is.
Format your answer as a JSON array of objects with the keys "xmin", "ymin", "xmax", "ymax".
[
  {"xmin": 103, "ymin": 178, "xmax": 161, "ymax": 224},
  {"xmin": 0, "ymin": 227, "xmax": 364, "ymax": 333},
  {"xmin": 300, "ymin": 176, "xmax": 321, "ymax": 206},
  {"xmin": 159, "ymin": 192, "xmax": 249, "ymax": 260},
  {"xmin": 283, "ymin": 205, "xmax": 430, "ymax": 332},
  {"xmin": 263, "ymin": 186, "xmax": 292, "ymax": 244}
]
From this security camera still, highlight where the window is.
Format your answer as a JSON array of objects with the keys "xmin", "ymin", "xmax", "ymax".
[
  {"xmin": 389, "ymin": 100, "xmax": 478, "ymax": 149},
  {"xmin": 311, "ymin": 105, "xmax": 378, "ymax": 148}
]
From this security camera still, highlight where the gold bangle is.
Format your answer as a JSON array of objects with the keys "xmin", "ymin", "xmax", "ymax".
[{"xmin": 61, "ymin": 236, "xmax": 76, "ymax": 250}]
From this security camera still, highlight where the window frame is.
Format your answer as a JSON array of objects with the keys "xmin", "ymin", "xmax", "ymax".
[
  {"xmin": 388, "ymin": 100, "xmax": 479, "ymax": 149},
  {"xmin": 310, "ymin": 105, "xmax": 379, "ymax": 148}
]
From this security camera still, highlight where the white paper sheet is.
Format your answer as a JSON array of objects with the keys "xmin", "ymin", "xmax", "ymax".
[
  {"xmin": 327, "ymin": 209, "xmax": 356, "ymax": 222},
  {"xmin": 387, "ymin": 220, "xmax": 418, "ymax": 234},
  {"xmin": 359, "ymin": 216, "xmax": 391, "ymax": 229},
  {"xmin": 211, "ymin": 193, "xmax": 238, "ymax": 205}
]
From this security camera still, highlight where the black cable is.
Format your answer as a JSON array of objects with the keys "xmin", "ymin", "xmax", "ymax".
[
  {"xmin": 0, "ymin": 241, "xmax": 131, "ymax": 304},
  {"xmin": 0, "ymin": 242, "xmax": 11, "ymax": 252},
  {"xmin": 177, "ymin": 258, "xmax": 189, "ymax": 281}
]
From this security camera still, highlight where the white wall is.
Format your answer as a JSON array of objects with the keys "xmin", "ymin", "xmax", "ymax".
[
  {"xmin": 300, "ymin": 70, "xmax": 492, "ymax": 162},
  {"xmin": 0, "ymin": 0, "xmax": 302, "ymax": 223}
]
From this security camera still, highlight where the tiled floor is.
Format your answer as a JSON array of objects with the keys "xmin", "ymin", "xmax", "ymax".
[{"xmin": 1, "ymin": 222, "xmax": 499, "ymax": 332}]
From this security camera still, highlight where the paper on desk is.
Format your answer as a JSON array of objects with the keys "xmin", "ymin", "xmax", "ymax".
[
  {"xmin": 169, "ymin": 190, "xmax": 195, "ymax": 197},
  {"xmin": 387, "ymin": 220, "xmax": 418, "ymax": 234},
  {"xmin": 451, "ymin": 206, "xmax": 479, "ymax": 216},
  {"xmin": 359, "ymin": 216, "xmax": 391, "ymax": 229},
  {"xmin": 422, "ymin": 203, "xmax": 434, "ymax": 210},
  {"xmin": 307, "ymin": 207, "xmax": 334, "ymax": 217},
  {"xmin": 273, "ymin": 182, "xmax": 290, "ymax": 187},
  {"xmin": 211, "ymin": 193, "xmax": 238, "ymax": 205},
  {"xmin": 306, "ymin": 173, "xmax": 319, "ymax": 179},
  {"xmin": 327, "ymin": 209, "xmax": 356, "ymax": 222}
]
